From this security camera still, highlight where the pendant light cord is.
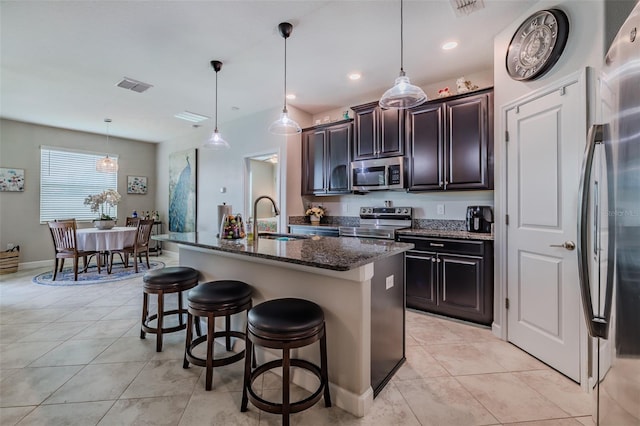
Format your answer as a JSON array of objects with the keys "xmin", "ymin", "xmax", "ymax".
[
  {"xmin": 400, "ymin": 0, "xmax": 404, "ymax": 74},
  {"xmin": 105, "ymin": 118, "xmax": 111, "ymax": 154},
  {"xmin": 283, "ymin": 36, "xmax": 288, "ymax": 112},
  {"xmin": 215, "ymin": 71, "xmax": 219, "ymax": 132}
]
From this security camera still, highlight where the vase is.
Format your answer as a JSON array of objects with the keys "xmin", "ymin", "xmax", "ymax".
[
  {"xmin": 94, "ymin": 219, "xmax": 116, "ymax": 230},
  {"xmin": 310, "ymin": 216, "xmax": 320, "ymax": 225}
]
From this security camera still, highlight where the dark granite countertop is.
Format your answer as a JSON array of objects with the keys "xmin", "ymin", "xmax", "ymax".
[
  {"xmin": 397, "ymin": 229, "xmax": 494, "ymax": 241},
  {"xmin": 154, "ymin": 232, "xmax": 413, "ymax": 272}
]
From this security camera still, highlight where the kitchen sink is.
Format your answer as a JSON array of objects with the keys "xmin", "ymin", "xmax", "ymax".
[{"xmin": 258, "ymin": 233, "xmax": 310, "ymax": 241}]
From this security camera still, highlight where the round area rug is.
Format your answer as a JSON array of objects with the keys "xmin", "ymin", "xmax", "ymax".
[{"xmin": 33, "ymin": 260, "xmax": 165, "ymax": 286}]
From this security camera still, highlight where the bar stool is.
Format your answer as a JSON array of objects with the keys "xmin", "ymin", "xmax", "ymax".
[
  {"xmin": 241, "ymin": 298, "xmax": 331, "ymax": 426},
  {"xmin": 183, "ymin": 280, "xmax": 253, "ymax": 390},
  {"xmin": 141, "ymin": 266, "xmax": 200, "ymax": 352}
]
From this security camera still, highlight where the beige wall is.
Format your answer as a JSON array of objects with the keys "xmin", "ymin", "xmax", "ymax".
[
  {"xmin": 0, "ymin": 119, "xmax": 157, "ymax": 264},
  {"xmin": 155, "ymin": 105, "xmax": 311, "ymax": 252}
]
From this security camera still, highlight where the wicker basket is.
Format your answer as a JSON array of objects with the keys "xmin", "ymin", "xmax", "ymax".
[{"xmin": 0, "ymin": 246, "xmax": 19, "ymax": 275}]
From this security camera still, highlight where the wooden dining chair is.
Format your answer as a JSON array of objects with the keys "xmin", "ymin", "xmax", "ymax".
[
  {"xmin": 48, "ymin": 220, "xmax": 100, "ymax": 280},
  {"xmin": 125, "ymin": 217, "xmax": 140, "ymax": 227},
  {"xmin": 109, "ymin": 219, "xmax": 154, "ymax": 273}
]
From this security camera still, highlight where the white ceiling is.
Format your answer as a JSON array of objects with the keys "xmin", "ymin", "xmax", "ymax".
[{"xmin": 0, "ymin": 0, "xmax": 537, "ymax": 143}]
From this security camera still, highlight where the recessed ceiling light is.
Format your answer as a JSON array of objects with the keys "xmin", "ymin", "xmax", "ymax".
[
  {"xmin": 286, "ymin": 93, "xmax": 296, "ymax": 100},
  {"xmin": 442, "ymin": 41, "xmax": 458, "ymax": 50},
  {"xmin": 349, "ymin": 73, "xmax": 361, "ymax": 80}
]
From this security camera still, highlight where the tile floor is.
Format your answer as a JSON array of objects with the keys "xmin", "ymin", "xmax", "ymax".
[{"xmin": 0, "ymin": 254, "xmax": 594, "ymax": 425}]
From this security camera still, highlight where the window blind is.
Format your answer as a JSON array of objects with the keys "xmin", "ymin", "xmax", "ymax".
[{"xmin": 40, "ymin": 147, "xmax": 118, "ymax": 222}]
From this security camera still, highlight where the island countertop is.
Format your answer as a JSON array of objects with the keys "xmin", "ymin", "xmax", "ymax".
[{"xmin": 154, "ymin": 232, "xmax": 413, "ymax": 271}]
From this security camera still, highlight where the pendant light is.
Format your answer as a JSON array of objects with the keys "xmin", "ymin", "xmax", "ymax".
[
  {"xmin": 268, "ymin": 22, "xmax": 301, "ymax": 135},
  {"xmin": 96, "ymin": 118, "xmax": 118, "ymax": 173},
  {"xmin": 379, "ymin": 0, "xmax": 427, "ymax": 109},
  {"xmin": 203, "ymin": 60, "xmax": 230, "ymax": 149}
]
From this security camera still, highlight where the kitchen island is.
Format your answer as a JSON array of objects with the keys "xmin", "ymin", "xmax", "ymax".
[{"xmin": 154, "ymin": 232, "xmax": 413, "ymax": 417}]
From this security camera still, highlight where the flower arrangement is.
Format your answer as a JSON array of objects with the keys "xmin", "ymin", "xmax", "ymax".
[
  {"xmin": 305, "ymin": 205, "xmax": 326, "ymax": 219},
  {"xmin": 84, "ymin": 189, "xmax": 121, "ymax": 220}
]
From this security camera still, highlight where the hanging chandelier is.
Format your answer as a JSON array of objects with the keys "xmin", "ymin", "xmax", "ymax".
[
  {"xmin": 268, "ymin": 22, "xmax": 302, "ymax": 135},
  {"xmin": 96, "ymin": 118, "xmax": 118, "ymax": 173},
  {"xmin": 203, "ymin": 60, "xmax": 230, "ymax": 149},
  {"xmin": 379, "ymin": 0, "xmax": 427, "ymax": 109}
]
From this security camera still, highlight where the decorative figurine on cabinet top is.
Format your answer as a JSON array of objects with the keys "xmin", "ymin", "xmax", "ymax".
[
  {"xmin": 437, "ymin": 87, "xmax": 453, "ymax": 98},
  {"xmin": 456, "ymin": 77, "xmax": 478, "ymax": 94}
]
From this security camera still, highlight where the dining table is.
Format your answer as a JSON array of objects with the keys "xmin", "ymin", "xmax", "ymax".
[{"xmin": 76, "ymin": 226, "xmax": 137, "ymax": 273}]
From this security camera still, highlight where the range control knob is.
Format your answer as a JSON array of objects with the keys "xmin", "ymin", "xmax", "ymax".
[{"xmin": 403, "ymin": 208, "xmax": 409, "ymax": 214}]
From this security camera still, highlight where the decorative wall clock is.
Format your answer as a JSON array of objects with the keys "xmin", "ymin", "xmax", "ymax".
[{"xmin": 505, "ymin": 9, "xmax": 569, "ymax": 81}]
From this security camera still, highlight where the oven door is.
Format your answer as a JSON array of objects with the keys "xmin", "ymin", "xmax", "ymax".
[{"xmin": 339, "ymin": 225, "xmax": 398, "ymax": 240}]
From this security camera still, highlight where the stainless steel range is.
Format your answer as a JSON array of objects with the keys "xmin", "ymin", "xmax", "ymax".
[{"xmin": 339, "ymin": 207, "xmax": 413, "ymax": 240}]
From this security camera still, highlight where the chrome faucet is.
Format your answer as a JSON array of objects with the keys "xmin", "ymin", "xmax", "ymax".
[{"xmin": 253, "ymin": 195, "xmax": 280, "ymax": 240}]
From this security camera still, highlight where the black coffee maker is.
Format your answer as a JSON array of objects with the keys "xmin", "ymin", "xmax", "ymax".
[{"xmin": 466, "ymin": 206, "xmax": 493, "ymax": 233}]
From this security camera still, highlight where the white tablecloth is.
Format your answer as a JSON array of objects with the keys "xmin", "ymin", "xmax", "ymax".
[{"xmin": 76, "ymin": 227, "xmax": 137, "ymax": 252}]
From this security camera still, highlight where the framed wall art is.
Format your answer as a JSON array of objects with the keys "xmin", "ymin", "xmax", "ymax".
[
  {"xmin": 168, "ymin": 148, "xmax": 197, "ymax": 232},
  {"xmin": 127, "ymin": 175, "xmax": 148, "ymax": 194},
  {"xmin": 0, "ymin": 168, "xmax": 25, "ymax": 192}
]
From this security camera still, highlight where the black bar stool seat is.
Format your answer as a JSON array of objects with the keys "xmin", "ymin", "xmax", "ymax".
[
  {"xmin": 141, "ymin": 266, "xmax": 200, "ymax": 352},
  {"xmin": 241, "ymin": 298, "xmax": 331, "ymax": 426},
  {"xmin": 184, "ymin": 280, "xmax": 253, "ymax": 391}
]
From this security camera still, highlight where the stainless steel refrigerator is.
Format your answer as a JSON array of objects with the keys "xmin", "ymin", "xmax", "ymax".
[{"xmin": 578, "ymin": 3, "xmax": 640, "ymax": 425}]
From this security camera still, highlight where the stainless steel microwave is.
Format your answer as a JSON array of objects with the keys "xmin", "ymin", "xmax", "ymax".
[{"xmin": 350, "ymin": 156, "xmax": 405, "ymax": 191}]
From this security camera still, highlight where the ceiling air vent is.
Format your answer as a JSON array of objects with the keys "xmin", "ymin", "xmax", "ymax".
[
  {"xmin": 449, "ymin": 0, "xmax": 485, "ymax": 17},
  {"xmin": 174, "ymin": 111, "xmax": 210, "ymax": 123},
  {"xmin": 116, "ymin": 77, "xmax": 153, "ymax": 93}
]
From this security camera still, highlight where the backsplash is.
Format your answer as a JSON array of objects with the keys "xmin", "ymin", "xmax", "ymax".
[
  {"xmin": 289, "ymin": 216, "xmax": 466, "ymax": 231},
  {"xmin": 413, "ymin": 219, "xmax": 466, "ymax": 231},
  {"xmin": 289, "ymin": 216, "xmax": 359, "ymax": 226}
]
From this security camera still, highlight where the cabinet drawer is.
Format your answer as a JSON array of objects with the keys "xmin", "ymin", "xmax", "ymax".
[{"xmin": 398, "ymin": 236, "xmax": 484, "ymax": 256}]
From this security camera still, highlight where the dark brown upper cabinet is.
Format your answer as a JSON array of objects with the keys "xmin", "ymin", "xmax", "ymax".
[
  {"xmin": 351, "ymin": 101, "xmax": 404, "ymax": 160},
  {"xmin": 406, "ymin": 88, "xmax": 493, "ymax": 191},
  {"xmin": 301, "ymin": 120, "xmax": 352, "ymax": 196}
]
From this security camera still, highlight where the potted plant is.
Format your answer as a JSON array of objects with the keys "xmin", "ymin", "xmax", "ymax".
[
  {"xmin": 305, "ymin": 205, "xmax": 326, "ymax": 225},
  {"xmin": 84, "ymin": 189, "xmax": 121, "ymax": 229}
]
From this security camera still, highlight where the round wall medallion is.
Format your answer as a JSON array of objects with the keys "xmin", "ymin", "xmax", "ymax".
[{"xmin": 505, "ymin": 9, "xmax": 569, "ymax": 81}]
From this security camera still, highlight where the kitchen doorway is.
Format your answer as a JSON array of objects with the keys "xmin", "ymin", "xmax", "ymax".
[{"xmin": 244, "ymin": 151, "xmax": 281, "ymax": 233}]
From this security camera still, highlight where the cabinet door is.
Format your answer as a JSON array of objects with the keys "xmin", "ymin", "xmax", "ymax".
[
  {"xmin": 407, "ymin": 103, "xmax": 445, "ymax": 190},
  {"xmin": 445, "ymin": 92, "xmax": 493, "ymax": 190},
  {"xmin": 326, "ymin": 122, "xmax": 352, "ymax": 193},
  {"xmin": 353, "ymin": 104, "xmax": 377, "ymax": 160},
  {"xmin": 405, "ymin": 250, "xmax": 437, "ymax": 310},
  {"xmin": 379, "ymin": 107, "xmax": 404, "ymax": 157},
  {"xmin": 438, "ymin": 253, "xmax": 487, "ymax": 323},
  {"xmin": 302, "ymin": 130, "xmax": 326, "ymax": 195}
]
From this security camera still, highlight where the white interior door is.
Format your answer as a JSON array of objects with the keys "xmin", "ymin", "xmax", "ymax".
[{"xmin": 506, "ymin": 78, "xmax": 586, "ymax": 382}]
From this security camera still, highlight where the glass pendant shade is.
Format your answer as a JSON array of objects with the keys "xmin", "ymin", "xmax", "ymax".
[
  {"xmin": 269, "ymin": 109, "xmax": 302, "ymax": 135},
  {"xmin": 270, "ymin": 22, "xmax": 301, "ymax": 135},
  {"xmin": 203, "ymin": 129, "xmax": 230, "ymax": 149},
  {"xmin": 379, "ymin": 72, "xmax": 427, "ymax": 109},
  {"xmin": 96, "ymin": 155, "xmax": 118, "ymax": 173},
  {"xmin": 203, "ymin": 59, "xmax": 230, "ymax": 149},
  {"xmin": 379, "ymin": 0, "xmax": 427, "ymax": 110},
  {"xmin": 96, "ymin": 118, "xmax": 118, "ymax": 173}
]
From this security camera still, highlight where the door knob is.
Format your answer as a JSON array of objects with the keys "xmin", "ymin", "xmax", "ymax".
[{"xmin": 549, "ymin": 241, "xmax": 576, "ymax": 251}]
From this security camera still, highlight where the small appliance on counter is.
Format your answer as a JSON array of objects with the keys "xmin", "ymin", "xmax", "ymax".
[{"xmin": 466, "ymin": 205, "xmax": 493, "ymax": 233}]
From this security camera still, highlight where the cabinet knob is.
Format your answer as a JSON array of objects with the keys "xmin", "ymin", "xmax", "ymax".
[
  {"xmin": 437, "ymin": 258, "xmax": 441, "ymax": 263},
  {"xmin": 431, "ymin": 258, "xmax": 436, "ymax": 263},
  {"xmin": 439, "ymin": 181, "xmax": 444, "ymax": 187}
]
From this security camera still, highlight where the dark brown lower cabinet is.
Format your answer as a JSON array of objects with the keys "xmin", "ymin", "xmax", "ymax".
[{"xmin": 399, "ymin": 235, "xmax": 493, "ymax": 325}]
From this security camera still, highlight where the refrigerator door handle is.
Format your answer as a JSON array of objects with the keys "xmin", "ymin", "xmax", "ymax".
[{"xmin": 577, "ymin": 124, "xmax": 609, "ymax": 339}]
